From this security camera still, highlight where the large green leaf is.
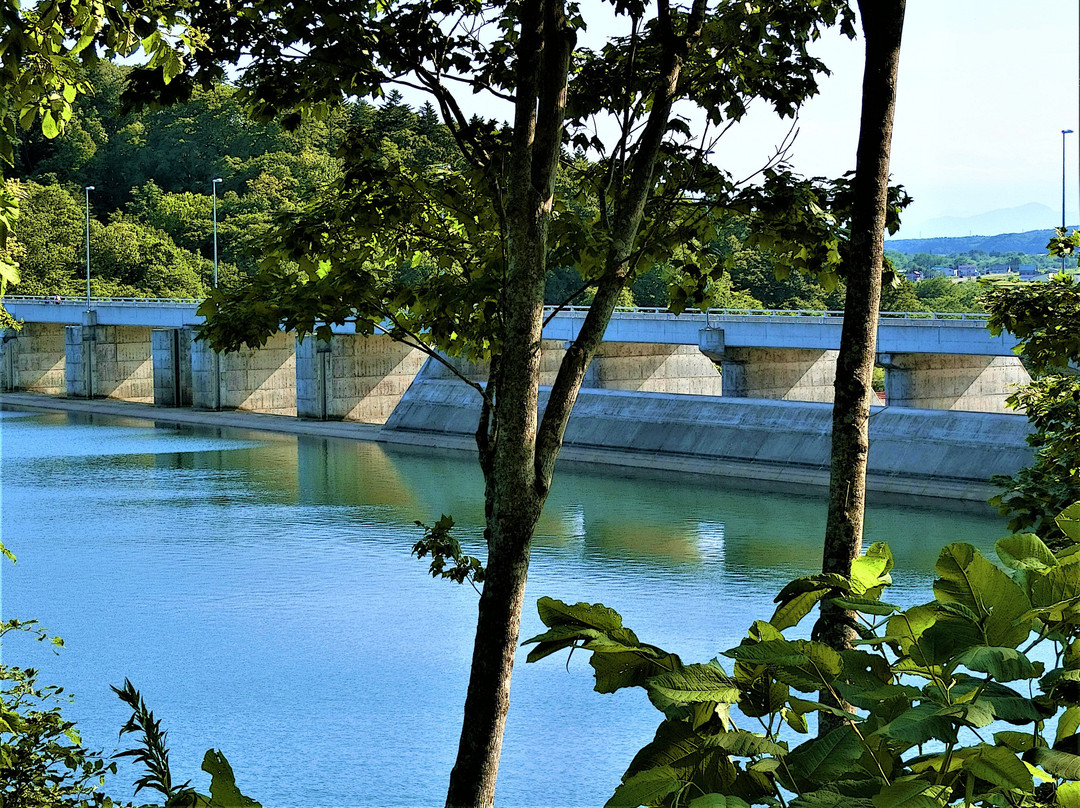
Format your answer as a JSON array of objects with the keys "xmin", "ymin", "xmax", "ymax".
[
  {"xmin": 997, "ymin": 533, "xmax": 1058, "ymax": 572},
  {"xmin": 933, "ymin": 543, "xmax": 1032, "ymax": 648},
  {"xmin": 789, "ymin": 788, "xmax": 874, "ymax": 808},
  {"xmin": 830, "ymin": 597, "xmax": 900, "ymax": 616},
  {"xmin": 590, "ymin": 650, "xmax": 682, "ymax": 695},
  {"xmin": 202, "ymin": 750, "xmax": 261, "ymax": 807},
  {"xmin": 1058, "ymin": 503, "xmax": 1080, "ymax": 543},
  {"xmin": 953, "ymin": 679, "xmax": 1047, "ymax": 722},
  {"xmin": 851, "ymin": 543, "xmax": 894, "ymax": 595},
  {"xmin": 646, "ymin": 664, "xmax": 739, "ymax": 706},
  {"xmin": 688, "ymin": 796, "xmax": 751, "ymax": 808},
  {"xmin": 701, "ymin": 729, "xmax": 788, "ymax": 758},
  {"xmin": 1060, "ymin": 707, "xmax": 1080, "ymax": 743},
  {"xmin": 725, "ymin": 640, "xmax": 842, "ymax": 692},
  {"xmin": 961, "ymin": 744, "xmax": 1033, "ymax": 792},
  {"xmin": 536, "ymin": 597, "xmax": 632, "ymax": 635},
  {"xmin": 952, "ymin": 646, "xmax": 1038, "ymax": 682},
  {"xmin": 605, "ymin": 766, "xmax": 683, "ymax": 808},
  {"xmin": 874, "ymin": 702, "xmax": 957, "ymax": 746},
  {"xmin": 1056, "ymin": 780, "xmax": 1080, "ymax": 808},
  {"xmin": 770, "ymin": 574, "xmax": 850, "ymax": 631},
  {"xmin": 1023, "ymin": 564, "xmax": 1080, "ymax": 624},
  {"xmin": 1026, "ymin": 747, "xmax": 1080, "ymax": 780},
  {"xmin": 870, "ymin": 779, "xmax": 949, "ymax": 808},
  {"xmin": 783, "ymin": 725, "xmax": 864, "ymax": 791}
]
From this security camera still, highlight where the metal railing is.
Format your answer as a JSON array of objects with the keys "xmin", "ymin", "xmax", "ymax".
[
  {"xmin": 542, "ymin": 304, "xmax": 987, "ymax": 327},
  {"xmin": 4, "ymin": 295, "xmax": 202, "ymax": 306},
  {"xmin": 6, "ymin": 296, "xmax": 986, "ymax": 324}
]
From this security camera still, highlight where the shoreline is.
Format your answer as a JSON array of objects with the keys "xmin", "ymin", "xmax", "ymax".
[{"xmin": 1, "ymin": 391, "xmax": 1005, "ymax": 511}]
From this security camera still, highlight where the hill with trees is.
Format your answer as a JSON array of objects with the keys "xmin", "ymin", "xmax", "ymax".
[{"xmin": 6, "ymin": 64, "xmax": 1063, "ymax": 314}]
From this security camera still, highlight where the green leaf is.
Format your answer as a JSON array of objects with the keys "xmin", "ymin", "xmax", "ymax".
[
  {"xmin": 688, "ymin": 796, "xmax": 751, "ymax": 808},
  {"xmin": 789, "ymin": 788, "xmax": 873, "ymax": 808},
  {"xmin": 871, "ymin": 779, "xmax": 949, "ymax": 808},
  {"xmin": 590, "ymin": 650, "xmax": 681, "ymax": 695},
  {"xmin": 701, "ymin": 729, "xmax": 788, "ymax": 758},
  {"xmin": 1058, "ymin": 503, "xmax": 1080, "ymax": 543},
  {"xmin": 1059, "ymin": 707, "xmax": 1080, "ymax": 743},
  {"xmin": 202, "ymin": 750, "xmax": 261, "ymax": 807},
  {"xmin": 536, "ymin": 597, "xmax": 632, "ymax": 636},
  {"xmin": 875, "ymin": 702, "xmax": 957, "ymax": 746},
  {"xmin": 1026, "ymin": 747, "xmax": 1080, "ymax": 780},
  {"xmin": 40, "ymin": 111, "xmax": 59, "ymax": 139},
  {"xmin": 830, "ymin": 597, "xmax": 899, "ymax": 616},
  {"xmin": 952, "ymin": 646, "xmax": 1037, "ymax": 682},
  {"xmin": 994, "ymin": 730, "xmax": 1046, "ymax": 753},
  {"xmin": 605, "ymin": 766, "xmax": 682, "ymax": 808},
  {"xmin": 996, "ymin": 533, "xmax": 1058, "ymax": 571},
  {"xmin": 961, "ymin": 744, "xmax": 1032, "ymax": 792},
  {"xmin": 933, "ymin": 543, "xmax": 1032, "ymax": 648},
  {"xmin": 646, "ymin": 664, "xmax": 739, "ymax": 706},
  {"xmin": 1057, "ymin": 780, "xmax": 1080, "ymax": 808},
  {"xmin": 770, "ymin": 574, "xmax": 849, "ymax": 631},
  {"xmin": 783, "ymin": 725, "xmax": 864, "ymax": 790}
]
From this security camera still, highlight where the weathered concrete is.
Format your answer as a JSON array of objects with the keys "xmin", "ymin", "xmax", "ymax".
[
  {"xmin": 417, "ymin": 340, "xmax": 569, "ymax": 386},
  {"xmin": 191, "ymin": 330, "xmax": 296, "ymax": 415},
  {"xmin": 152, "ymin": 328, "xmax": 193, "ymax": 407},
  {"xmin": 878, "ymin": 353, "xmax": 1031, "ymax": 413},
  {"xmin": 1, "ymin": 323, "xmax": 67, "ymax": 395},
  {"xmin": 64, "ymin": 314, "xmax": 154, "ymax": 401},
  {"xmin": 296, "ymin": 334, "xmax": 428, "ymax": 423},
  {"xmin": 383, "ymin": 378, "xmax": 1033, "ymax": 500},
  {"xmin": 717, "ymin": 347, "xmax": 838, "ymax": 402},
  {"xmin": 584, "ymin": 343, "xmax": 723, "ymax": 395}
]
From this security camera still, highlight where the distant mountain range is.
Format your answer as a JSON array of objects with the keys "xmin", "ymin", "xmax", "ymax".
[{"xmin": 884, "ymin": 228, "xmax": 1066, "ymax": 256}]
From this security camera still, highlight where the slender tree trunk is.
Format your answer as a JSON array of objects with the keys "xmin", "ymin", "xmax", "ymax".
[
  {"xmin": 444, "ymin": 0, "xmax": 571, "ymax": 803},
  {"xmin": 817, "ymin": 0, "xmax": 906, "ymax": 656}
]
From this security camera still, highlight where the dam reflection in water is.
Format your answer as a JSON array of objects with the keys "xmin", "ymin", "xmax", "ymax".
[{"xmin": 1, "ymin": 410, "xmax": 1001, "ymax": 807}]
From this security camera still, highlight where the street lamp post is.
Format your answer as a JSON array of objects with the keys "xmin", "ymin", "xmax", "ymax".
[
  {"xmin": 84, "ymin": 185, "xmax": 94, "ymax": 309},
  {"xmin": 212, "ymin": 177, "xmax": 223, "ymax": 288},
  {"xmin": 1063, "ymin": 131, "xmax": 1076, "ymax": 271}
]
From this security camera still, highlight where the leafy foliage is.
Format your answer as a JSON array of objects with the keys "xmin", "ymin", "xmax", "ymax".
[
  {"xmin": 529, "ymin": 507, "xmax": 1080, "ymax": 807},
  {"xmin": 0, "ymin": 614, "xmax": 112, "ymax": 808},
  {"xmin": 985, "ymin": 273, "xmax": 1080, "ymax": 547},
  {"xmin": 412, "ymin": 515, "xmax": 486, "ymax": 591},
  {"xmin": 112, "ymin": 680, "xmax": 261, "ymax": 807}
]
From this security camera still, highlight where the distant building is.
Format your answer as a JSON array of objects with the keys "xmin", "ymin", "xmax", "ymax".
[
  {"xmin": 905, "ymin": 269, "xmax": 923, "ymax": 282},
  {"xmin": 930, "ymin": 266, "xmax": 953, "ymax": 278},
  {"xmin": 957, "ymin": 264, "xmax": 979, "ymax": 277},
  {"xmin": 986, "ymin": 263, "xmax": 1011, "ymax": 275},
  {"xmin": 1018, "ymin": 265, "xmax": 1038, "ymax": 277}
]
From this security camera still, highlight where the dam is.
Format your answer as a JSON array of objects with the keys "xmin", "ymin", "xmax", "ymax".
[{"xmin": 0, "ymin": 296, "xmax": 1034, "ymax": 499}]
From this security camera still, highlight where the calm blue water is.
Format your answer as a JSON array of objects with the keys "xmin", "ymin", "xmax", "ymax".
[{"xmin": 0, "ymin": 408, "xmax": 1003, "ymax": 807}]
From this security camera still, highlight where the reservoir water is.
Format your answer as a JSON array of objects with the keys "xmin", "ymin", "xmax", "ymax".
[{"xmin": 1, "ymin": 407, "xmax": 1004, "ymax": 807}]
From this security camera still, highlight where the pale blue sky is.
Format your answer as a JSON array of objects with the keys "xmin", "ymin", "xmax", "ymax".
[{"xmin": 716, "ymin": 0, "xmax": 1080, "ymax": 236}]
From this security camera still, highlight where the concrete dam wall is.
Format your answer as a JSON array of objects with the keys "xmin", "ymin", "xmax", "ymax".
[{"xmin": 382, "ymin": 378, "xmax": 1033, "ymax": 501}]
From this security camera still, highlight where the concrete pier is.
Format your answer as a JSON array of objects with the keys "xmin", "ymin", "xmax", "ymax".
[
  {"xmin": 295, "ymin": 334, "xmax": 428, "ymax": 423},
  {"xmin": 1, "ymin": 322, "xmax": 68, "ymax": 394},
  {"xmin": 584, "ymin": 343, "xmax": 723, "ymax": 395},
  {"xmin": 152, "ymin": 328, "xmax": 193, "ymax": 407},
  {"xmin": 717, "ymin": 347, "xmax": 838, "ymax": 402},
  {"xmin": 192, "ymin": 330, "xmax": 296, "ymax": 415},
  {"xmin": 64, "ymin": 313, "xmax": 154, "ymax": 401},
  {"xmin": 878, "ymin": 353, "xmax": 1030, "ymax": 413}
]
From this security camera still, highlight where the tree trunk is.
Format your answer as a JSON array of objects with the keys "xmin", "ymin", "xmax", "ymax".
[
  {"xmin": 817, "ymin": 0, "xmax": 906, "ymax": 658},
  {"xmin": 444, "ymin": 516, "xmax": 538, "ymax": 807},
  {"xmin": 444, "ymin": 0, "xmax": 571, "ymax": 803}
]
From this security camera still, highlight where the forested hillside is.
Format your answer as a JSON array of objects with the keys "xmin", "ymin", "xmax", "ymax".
[{"xmin": 6, "ymin": 63, "xmax": 1051, "ymax": 313}]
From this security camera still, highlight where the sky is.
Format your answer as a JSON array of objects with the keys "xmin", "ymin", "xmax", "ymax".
[{"xmin": 713, "ymin": 0, "xmax": 1080, "ymax": 238}]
